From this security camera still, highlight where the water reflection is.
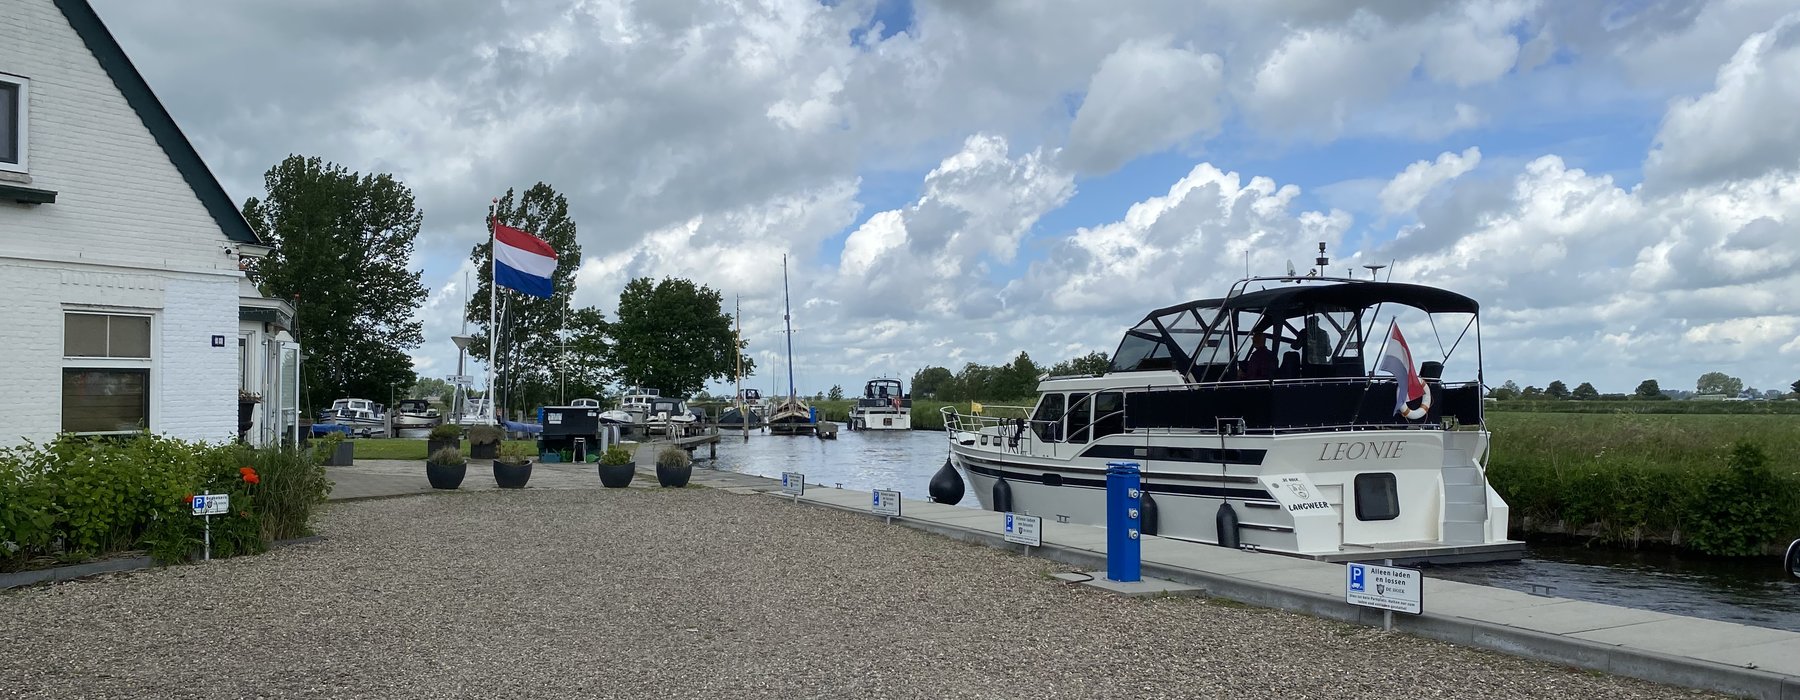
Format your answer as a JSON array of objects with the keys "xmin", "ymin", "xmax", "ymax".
[{"xmin": 710, "ymin": 428, "xmax": 976, "ymax": 507}]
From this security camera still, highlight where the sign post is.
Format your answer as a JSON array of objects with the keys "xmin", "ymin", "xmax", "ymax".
[
  {"xmin": 871, "ymin": 489, "xmax": 901, "ymax": 524},
  {"xmin": 190, "ymin": 491, "xmax": 230, "ymax": 561},
  {"xmin": 1003, "ymin": 512, "xmax": 1041, "ymax": 554},
  {"xmin": 780, "ymin": 472, "xmax": 805, "ymax": 503},
  {"xmin": 1345, "ymin": 559, "xmax": 1422, "ymax": 629}
]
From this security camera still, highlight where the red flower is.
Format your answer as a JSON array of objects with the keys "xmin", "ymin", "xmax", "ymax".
[
  {"xmin": 240, "ymin": 467, "xmax": 260, "ymax": 485},
  {"xmin": 184, "ymin": 493, "xmax": 195, "ymax": 506}
]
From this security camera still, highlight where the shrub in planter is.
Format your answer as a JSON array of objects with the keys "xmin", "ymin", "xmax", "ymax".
[
  {"xmin": 427, "ymin": 424, "xmax": 463, "ymax": 457},
  {"xmin": 655, "ymin": 447, "xmax": 693, "ymax": 488},
  {"xmin": 597, "ymin": 445, "xmax": 635, "ymax": 488},
  {"xmin": 492, "ymin": 441, "xmax": 533, "ymax": 489},
  {"xmin": 426, "ymin": 447, "xmax": 467, "ymax": 490},
  {"xmin": 467, "ymin": 424, "xmax": 503, "ymax": 459}
]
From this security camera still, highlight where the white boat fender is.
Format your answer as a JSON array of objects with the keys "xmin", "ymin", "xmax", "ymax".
[
  {"xmin": 1140, "ymin": 491, "xmax": 1160, "ymax": 537},
  {"xmin": 929, "ymin": 459, "xmax": 964, "ymax": 505},
  {"xmin": 1216, "ymin": 502, "xmax": 1240, "ymax": 549},
  {"xmin": 993, "ymin": 477, "xmax": 1014, "ymax": 513}
]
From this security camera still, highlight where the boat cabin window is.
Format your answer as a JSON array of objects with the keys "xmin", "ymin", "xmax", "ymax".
[
  {"xmin": 1354, "ymin": 473, "xmax": 1400, "ymax": 521},
  {"xmin": 1031, "ymin": 393, "xmax": 1064, "ymax": 442},
  {"xmin": 1110, "ymin": 329, "xmax": 1173, "ymax": 373},
  {"xmin": 1065, "ymin": 391, "xmax": 1125, "ymax": 444},
  {"xmin": 1065, "ymin": 393, "xmax": 1091, "ymax": 444}
]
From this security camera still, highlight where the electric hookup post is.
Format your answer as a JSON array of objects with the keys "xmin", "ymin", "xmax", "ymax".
[{"xmin": 1105, "ymin": 462, "xmax": 1143, "ymax": 583}]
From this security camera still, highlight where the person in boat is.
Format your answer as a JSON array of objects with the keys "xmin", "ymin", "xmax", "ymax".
[{"xmin": 1242, "ymin": 332, "xmax": 1277, "ymax": 380}]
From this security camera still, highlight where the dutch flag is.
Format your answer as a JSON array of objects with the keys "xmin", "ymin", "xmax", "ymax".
[
  {"xmin": 492, "ymin": 221, "xmax": 557, "ymax": 299},
  {"xmin": 1376, "ymin": 320, "xmax": 1425, "ymax": 415}
]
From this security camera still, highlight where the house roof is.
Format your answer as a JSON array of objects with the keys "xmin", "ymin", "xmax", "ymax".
[{"xmin": 54, "ymin": 0, "xmax": 262, "ymax": 245}]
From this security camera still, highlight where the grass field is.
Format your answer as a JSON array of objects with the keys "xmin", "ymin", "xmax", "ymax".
[{"xmin": 1489, "ymin": 399, "xmax": 1800, "ymax": 414}]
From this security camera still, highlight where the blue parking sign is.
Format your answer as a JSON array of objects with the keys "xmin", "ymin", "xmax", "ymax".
[
  {"xmin": 1349, "ymin": 563, "xmax": 1366, "ymax": 592},
  {"xmin": 1005, "ymin": 513, "xmax": 1014, "ymax": 532}
]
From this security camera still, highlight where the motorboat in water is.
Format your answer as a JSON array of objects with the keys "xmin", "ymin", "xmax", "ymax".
[
  {"xmin": 319, "ymin": 398, "xmax": 386, "ymax": 437},
  {"xmin": 848, "ymin": 378, "xmax": 910, "ymax": 431},
  {"xmin": 392, "ymin": 398, "xmax": 441, "ymax": 429},
  {"xmin": 720, "ymin": 388, "xmax": 766, "ymax": 427},
  {"xmin": 644, "ymin": 397, "xmax": 700, "ymax": 436},
  {"xmin": 619, "ymin": 388, "xmax": 660, "ymax": 425},
  {"xmin": 937, "ymin": 257, "xmax": 1522, "ymax": 565}
]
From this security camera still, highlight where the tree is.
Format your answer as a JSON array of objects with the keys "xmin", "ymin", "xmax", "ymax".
[
  {"xmin": 911, "ymin": 367, "xmax": 952, "ymax": 398},
  {"xmin": 1489, "ymin": 380, "xmax": 1521, "ymax": 400},
  {"xmin": 463, "ymin": 184, "xmax": 615, "ymax": 414},
  {"xmin": 610, "ymin": 277, "xmax": 747, "ymax": 398},
  {"xmin": 1545, "ymin": 380, "xmax": 1570, "ymax": 400},
  {"xmin": 827, "ymin": 384, "xmax": 844, "ymax": 401},
  {"xmin": 1520, "ymin": 385, "xmax": 1543, "ymax": 399},
  {"xmin": 1633, "ymin": 379, "xmax": 1664, "ymax": 400},
  {"xmin": 1572, "ymin": 382, "xmax": 1599, "ymax": 400},
  {"xmin": 242, "ymin": 155, "xmax": 427, "ymax": 411},
  {"xmin": 995, "ymin": 352, "xmax": 1042, "ymax": 399},
  {"xmin": 410, "ymin": 377, "xmax": 455, "ymax": 405},
  {"xmin": 1695, "ymin": 372, "xmax": 1742, "ymax": 396},
  {"xmin": 1048, "ymin": 351, "xmax": 1111, "ymax": 377}
]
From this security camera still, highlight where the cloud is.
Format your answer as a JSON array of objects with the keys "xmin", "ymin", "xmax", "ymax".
[
  {"xmin": 1379, "ymin": 147, "xmax": 1483, "ymax": 215},
  {"xmin": 1644, "ymin": 13, "xmax": 1800, "ymax": 190},
  {"xmin": 1063, "ymin": 39, "xmax": 1226, "ymax": 174}
]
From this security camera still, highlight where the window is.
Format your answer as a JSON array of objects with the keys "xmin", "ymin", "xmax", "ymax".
[
  {"xmin": 63, "ymin": 312, "xmax": 153, "ymax": 434},
  {"xmin": 1031, "ymin": 393, "xmax": 1064, "ymax": 442},
  {"xmin": 1066, "ymin": 393, "xmax": 1092, "ymax": 444},
  {"xmin": 1354, "ymin": 473, "xmax": 1400, "ymax": 521},
  {"xmin": 0, "ymin": 72, "xmax": 27, "ymax": 173}
]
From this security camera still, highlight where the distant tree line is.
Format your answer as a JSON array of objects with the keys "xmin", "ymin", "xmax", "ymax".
[
  {"xmin": 910, "ymin": 351, "xmax": 1110, "ymax": 401},
  {"xmin": 1487, "ymin": 372, "xmax": 1799, "ymax": 402}
]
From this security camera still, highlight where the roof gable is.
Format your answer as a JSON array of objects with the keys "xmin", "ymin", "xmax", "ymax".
[{"xmin": 53, "ymin": 0, "xmax": 261, "ymax": 245}]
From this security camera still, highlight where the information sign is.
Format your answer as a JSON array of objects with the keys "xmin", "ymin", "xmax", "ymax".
[
  {"xmin": 1345, "ymin": 562, "xmax": 1422, "ymax": 614},
  {"xmin": 191, "ymin": 493, "xmax": 230, "ymax": 516},
  {"xmin": 871, "ymin": 489, "xmax": 901, "ymax": 517},
  {"xmin": 780, "ymin": 472, "xmax": 805, "ymax": 496},
  {"xmin": 1003, "ymin": 512, "xmax": 1041, "ymax": 547}
]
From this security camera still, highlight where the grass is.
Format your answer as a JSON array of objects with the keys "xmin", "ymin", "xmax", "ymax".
[
  {"xmin": 352, "ymin": 439, "xmax": 540, "ymax": 461},
  {"xmin": 1489, "ymin": 399, "xmax": 1800, "ymax": 414}
]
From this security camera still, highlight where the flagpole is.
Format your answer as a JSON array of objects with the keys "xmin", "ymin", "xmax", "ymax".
[{"xmin": 486, "ymin": 200, "xmax": 498, "ymax": 426}]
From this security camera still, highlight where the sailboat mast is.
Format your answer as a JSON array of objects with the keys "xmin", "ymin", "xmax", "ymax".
[
  {"xmin": 736, "ymin": 295, "xmax": 746, "ymax": 442},
  {"xmin": 782, "ymin": 254, "xmax": 797, "ymax": 401}
]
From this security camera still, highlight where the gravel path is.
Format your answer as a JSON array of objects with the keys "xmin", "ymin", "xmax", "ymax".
[{"xmin": 1, "ymin": 489, "xmax": 1721, "ymax": 699}]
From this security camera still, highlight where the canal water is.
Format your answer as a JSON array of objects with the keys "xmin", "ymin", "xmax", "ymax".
[{"xmin": 706, "ymin": 428, "xmax": 1800, "ymax": 633}]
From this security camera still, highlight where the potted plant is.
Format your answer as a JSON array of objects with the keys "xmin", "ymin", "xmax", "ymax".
[
  {"xmin": 492, "ymin": 440, "xmax": 533, "ymax": 489},
  {"xmin": 426, "ymin": 446, "xmax": 467, "ymax": 490},
  {"xmin": 237, "ymin": 390, "xmax": 261, "ymax": 443},
  {"xmin": 597, "ymin": 445, "xmax": 635, "ymax": 488},
  {"xmin": 467, "ymin": 424, "xmax": 503, "ymax": 460},
  {"xmin": 655, "ymin": 446, "xmax": 692, "ymax": 488},
  {"xmin": 427, "ymin": 423, "xmax": 462, "ymax": 457}
]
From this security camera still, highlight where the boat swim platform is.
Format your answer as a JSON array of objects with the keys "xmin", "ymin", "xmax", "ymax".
[{"xmin": 770, "ymin": 482, "xmax": 1800, "ymax": 700}]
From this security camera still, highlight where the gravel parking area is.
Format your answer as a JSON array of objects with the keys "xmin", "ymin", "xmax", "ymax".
[{"xmin": 1, "ymin": 489, "xmax": 1719, "ymax": 699}]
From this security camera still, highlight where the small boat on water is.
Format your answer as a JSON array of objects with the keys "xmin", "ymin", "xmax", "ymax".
[
  {"xmin": 939, "ymin": 248, "xmax": 1523, "ymax": 565},
  {"xmin": 644, "ymin": 397, "xmax": 700, "ymax": 436},
  {"xmin": 849, "ymin": 378, "xmax": 910, "ymax": 431},
  {"xmin": 768, "ymin": 255, "xmax": 814, "ymax": 436},
  {"xmin": 319, "ymin": 398, "xmax": 386, "ymax": 437},
  {"xmin": 456, "ymin": 397, "xmax": 494, "ymax": 425},
  {"xmin": 720, "ymin": 389, "xmax": 766, "ymax": 427},
  {"xmin": 392, "ymin": 398, "xmax": 441, "ymax": 429},
  {"xmin": 619, "ymin": 388, "xmax": 660, "ymax": 426}
]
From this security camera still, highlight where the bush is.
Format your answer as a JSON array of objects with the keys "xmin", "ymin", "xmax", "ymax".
[
  {"xmin": 428, "ymin": 447, "xmax": 465, "ymax": 465},
  {"xmin": 497, "ymin": 441, "xmax": 533, "ymax": 465},
  {"xmin": 656, "ymin": 447, "xmax": 691, "ymax": 470},
  {"xmin": 599, "ymin": 445, "xmax": 633, "ymax": 466},
  {"xmin": 1682, "ymin": 443, "xmax": 1793, "ymax": 556},
  {"xmin": 428, "ymin": 423, "xmax": 463, "ymax": 440},
  {"xmin": 467, "ymin": 424, "xmax": 503, "ymax": 445}
]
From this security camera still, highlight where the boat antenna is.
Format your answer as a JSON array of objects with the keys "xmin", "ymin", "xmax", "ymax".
[
  {"xmin": 1314, "ymin": 242, "xmax": 1329, "ymax": 276},
  {"xmin": 1244, "ymin": 250, "xmax": 1250, "ymax": 278},
  {"xmin": 1363, "ymin": 264, "xmax": 1386, "ymax": 280},
  {"xmin": 1386, "ymin": 259, "xmax": 1396, "ymax": 282},
  {"xmin": 782, "ymin": 254, "xmax": 797, "ymax": 402}
]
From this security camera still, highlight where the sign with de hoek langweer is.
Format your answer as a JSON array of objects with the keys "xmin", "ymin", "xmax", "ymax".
[{"xmin": 1258, "ymin": 474, "xmax": 1336, "ymax": 518}]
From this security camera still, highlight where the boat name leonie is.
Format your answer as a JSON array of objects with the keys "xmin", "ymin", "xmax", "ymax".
[{"xmin": 1316, "ymin": 440, "xmax": 1408, "ymax": 461}]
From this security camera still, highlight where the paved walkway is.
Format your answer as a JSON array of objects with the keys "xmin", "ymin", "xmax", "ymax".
[{"xmin": 320, "ymin": 458, "xmax": 1798, "ymax": 699}]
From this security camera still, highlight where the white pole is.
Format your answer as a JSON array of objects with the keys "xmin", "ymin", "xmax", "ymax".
[{"xmin": 486, "ymin": 202, "xmax": 498, "ymax": 426}]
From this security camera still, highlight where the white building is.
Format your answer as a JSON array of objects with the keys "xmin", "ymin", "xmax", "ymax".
[{"xmin": 1, "ymin": 0, "xmax": 298, "ymax": 447}]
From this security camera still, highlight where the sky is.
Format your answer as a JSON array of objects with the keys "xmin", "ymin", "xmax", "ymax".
[{"xmin": 91, "ymin": 0, "xmax": 1800, "ymax": 398}]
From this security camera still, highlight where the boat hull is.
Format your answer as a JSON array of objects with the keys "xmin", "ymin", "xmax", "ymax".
[{"xmin": 850, "ymin": 410, "xmax": 911, "ymax": 430}]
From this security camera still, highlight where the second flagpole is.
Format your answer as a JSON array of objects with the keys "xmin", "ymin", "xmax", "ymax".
[{"xmin": 486, "ymin": 200, "xmax": 498, "ymax": 425}]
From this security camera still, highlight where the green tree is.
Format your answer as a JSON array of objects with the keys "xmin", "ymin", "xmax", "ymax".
[
  {"xmin": 827, "ymin": 384, "xmax": 844, "ymax": 401},
  {"xmin": 1048, "ymin": 351, "xmax": 1111, "ymax": 377},
  {"xmin": 242, "ymin": 155, "xmax": 427, "ymax": 411},
  {"xmin": 1489, "ymin": 380, "xmax": 1520, "ymax": 400},
  {"xmin": 1633, "ymin": 379, "xmax": 1664, "ymax": 400},
  {"xmin": 1520, "ymin": 385, "xmax": 1543, "ymax": 399},
  {"xmin": 1545, "ymin": 380, "xmax": 1570, "ymax": 400},
  {"xmin": 611, "ymin": 277, "xmax": 748, "ymax": 398},
  {"xmin": 410, "ymin": 377, "xmax": 455, "ymax": 405},
  {"xmin": 910, "ymin": 367, "xmax": 953, "ymax": 398},
  {"xmin": 463, "ymin": 184, "xmax": 615, "ymax": 413},
  {"xmin": 996, "ymin": 352, "xmax": 1042, "ymax": 399},
  {"xmin": 1695, "ymin": 372, "xmax": 1742, "ymax": 396},
  {"xmin": 1572, "ymin": 382, "xmax": 1599, "ymax": 400}
]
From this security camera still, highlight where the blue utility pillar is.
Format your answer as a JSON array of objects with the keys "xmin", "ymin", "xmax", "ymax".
[{"xmin": 1106, "ymin": 461, "xmax": 1143, "ymax": 582}]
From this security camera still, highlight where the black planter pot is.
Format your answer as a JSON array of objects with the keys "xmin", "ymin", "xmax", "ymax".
[
  {"xmin": 469, "ymin": 441, "xmax": 499, "ymax": 460},
  {"xmin": 656, "ymin": 463, "xmax": 692, "ymax": 488},
  {"xmin": 598, "ymin": 463, "xmax": 635, "ymax": 488},
  {"xmin": 493, "ymin": 460, "xmax": 532, "ymax": 489},
  {"xmin": 426, "ymin": 462, "xmax": 467, "ymax": 489},
  {"xmin": 427, "ymin": 437, "xmax": 460, "ymax": 458},
  {"xmin": 325, "ymin": 440, "xmax": 356, "ymax": 466},
  {"xmin": 237, "ymin": 400, "xmax": 258, "ymax": 443}
]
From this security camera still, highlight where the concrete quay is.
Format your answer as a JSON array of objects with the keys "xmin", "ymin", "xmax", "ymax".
[{"xmin": 778, "ymin": 481, "xmax": 1800, "ymax": 700}]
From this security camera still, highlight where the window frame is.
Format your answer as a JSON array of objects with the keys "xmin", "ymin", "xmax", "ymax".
[
  {"xmin": 62, "ymin": 310, "xmax": 155, "ymax": 435},
  {"xmin": 1353, "ymin": 472, "xmax": 1401, "ymax": 522},
  {"xmin": 0, "ymin": 72, "xmax": 28, "ymax": 174}
]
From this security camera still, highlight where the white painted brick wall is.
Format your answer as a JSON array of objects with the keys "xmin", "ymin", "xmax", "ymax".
[
  {"xmin": 0, "ymin": 260, "xmax": 240, "ymax": 446},
  {"xmin": 0, "ymin": 1, "xmax": 247, "ymax": 446},
  {"xmin": 0, "ymin": 0, "xmax": 244, "ymax": 275}
]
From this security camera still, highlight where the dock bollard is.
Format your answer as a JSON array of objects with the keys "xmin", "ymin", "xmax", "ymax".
[{"xmin": 1105, "ymin": 462, "xmax": 1143, "ymax": 583}]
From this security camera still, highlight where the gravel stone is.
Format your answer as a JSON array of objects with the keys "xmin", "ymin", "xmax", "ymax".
[{"xmin": 0, "ymin": 489, "xmax": 1723, "ymax": 699}]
